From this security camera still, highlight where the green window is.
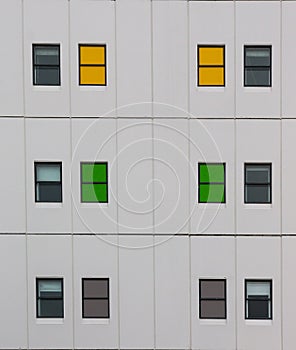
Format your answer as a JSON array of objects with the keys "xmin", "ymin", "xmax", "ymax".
[
  {"xmin": 198, "ymin": 163, "xmax": 225, "ymax": 203},
  {"xmin": 81, "ymin": 162, "xmax": 108, "ymax": 203}
]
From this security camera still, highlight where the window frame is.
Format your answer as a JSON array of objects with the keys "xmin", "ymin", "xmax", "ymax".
[
  {"xmin": 82, "ymin": 278, "xmax": 110, "ymax": 319},
  {"xmin": 198, "ymin": 162, "xmax": 226, "ymax": 204},
  {"xmin": 78, "ymin": 44, "xmax": 107, "ymax": 86},
  {"xmin": 80, "ymin": 161, "xmax": 108, "ymax": 203},
  {"xmin": 197, "ymin": 44, "xmax": 225, "ymax": 87},
  {"xmin": 36, "ymin": 278, "xmax": 64, "ymax": 319},
  {"xmin": 244, "ymin": 163, "xmax": 272, "ymax": 204},
  {"xmin": 244, "ymin": 45, "xmax": 272, "ymax": 87},
  {"xmin": 34, "ymin": 161, "xmax": 63, "ymax": 203},
  {"xmin": 199, "ymin": 279, "xmax": 227, "ymax": 320},
  {"xmin": 245, "ymin": 279, "xmax": 272, "ymax": 320},
  {"xmin": 32, "ymin": 44, "xmax": 61, "ymax": 86}
]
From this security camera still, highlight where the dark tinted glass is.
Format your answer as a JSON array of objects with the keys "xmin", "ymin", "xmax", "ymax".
[
  {"xmin": 83, "ymin": 279, "xmax": 108, "ymax": 298},
  {"xmin": 245, "ymin": 68, "xmax": 270, "ymax": 86},
  {"xmin": 34, "ymin": 67, "xmax": 60, "ymax": 85},
  {"xmin": 37, "ymin": 183, "xmax": 62, "ymax": 202},
  {"xmin": 246, "ymin": 165, "xmax": 270, "ymax": 183},
  {"xmin": 40, "ymin": 291, "xmax": 62, "ymax": 299},
  {"xmin": 38, "ymin": 299, "xmax": 63, "ymax": 318},
  {"xmin": 245, "ymin": 47, "xmax": 271, "ymax": 66},
  {"xmin": 200, "ymin": 280, "xmax": 225, "ymax": 298},
  {"xmin": 200, "ymin": 300, "xmax": 226, "ymax": 319},
  {"xmin": 34, "ymin": 46, "xmax": 59, "ymax": 65},
  {"xmin": 247, "ymin": 297, "xmax": 269, "ymax": 319},
  {"xmin": 83, "ymin": 299, "xmax": 109, "ymax": 318},
  {"xmin": 245, "ymin": 185, "xmax": 270, "ymax": 203}
]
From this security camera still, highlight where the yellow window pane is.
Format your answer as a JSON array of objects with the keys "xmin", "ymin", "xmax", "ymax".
[
  {"xmin": 198, "ymin": 67, "xmax": 224, "ymax": 86},
  {"xmin": 80, "ymin": 66, "xmax": 106, "ymax": 85},
  {"xmin": 199, "ymin": 47, "xmax": 224, "ymax": 66},
  {"xmin": 80, "ymin": 46, "xmax": 105, "ymax": 65}
]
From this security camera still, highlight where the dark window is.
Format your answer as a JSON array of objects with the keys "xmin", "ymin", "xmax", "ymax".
[
  {"xmin": 245, "ymin": 280, "xmax": 272, "ymax": 320},
  {"xmin": 33, "ymin": 44, "xmax": 60, "ymax": 86},
  {"xmin": 82, "ymin": 278, "xmax": 110, "ymax": 318},
  {"xmin": 199, "ymin": 279, "xmax": 226, "ymax": 319},
  {"xmin": 244, "ymin": 163, "xmax": 271, "ymax": 204},
  {"xmin": 35, "ymin": 162, "xmax": 62, "ymax": 203},
  {"xmin": 244, "ymin": 46, "xmax": 271, "ymax": 87},
  {"xmin": 36, "ymin": 278, "xmax": 64, "ymax": 318}
]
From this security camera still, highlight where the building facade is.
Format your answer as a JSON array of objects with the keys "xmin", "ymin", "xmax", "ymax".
[{"xmin": 1, "ymin": 0, "xmax": 296, "ymax": 349}]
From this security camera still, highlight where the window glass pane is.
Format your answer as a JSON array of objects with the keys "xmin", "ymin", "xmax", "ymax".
[
  {"xmin": 199, "ymin": 47, "xmax": 224, "ymax": 66},
  {"xmin": 81, "ymin": 163, "xmax": 107, "ymax": 183},
  {"xmin": 200, "ymin": 280, "xmax": 225, "ymax": 298},
  {"xmin": 81, "ymin": 184, "xmax": 107, "ymax": 203},
  {"xmin": 83, "ymin": 299, "xmax": 109, "ymax": 318},
  {"xmin": 37, "ymin": 183, "xmax": 62, "ymax": 202},
  {"xmin": 34, "ymin": 66, "xmax": 60, "ymax": 85},
  {"xmin": 246, "ymin": 165, "xmax": 270, "ymax": 184},
  {"xmin": 80, "ymin": 66, "xmax": 106, "ymax": 85},
  {"xmin": 199, "ymin": 184, "xmax": 224, "ymax": 203},
  {"xmin": 36, "ymin": 164, "xmax": 61, "ymax": 182},
  {"xmin": 34, "ymin": 46, "xmax": 59, "ymax": 65},
  {"xmin": 80, "ymin": 46, "xmax": 105, "ymax": 65},
  {"xmin": 245, "ymin": 68, "xmax": 270, "ymax": 87},
  {"xmin": 38, "ymin": 299, "xmax": 63, "ymax": 318},
  {"xmin": 245, "ymin": 47, "xmax": 270, "ymax": 66},
  {"xmin": 199, "ymin": 164, "xmax": 224, "ymax": 183},
  {"xmin": 199, "ymin": 67, "xmax": 224, "ymax": 86},
  {"xmin": 38, "ymin": 280, "xmax": 62, "ymax": 293},
  {"xmin": 245, "ymin": 185, "xmax": 270, "ymax": 203},
  {"xmin": 200, "ymin": 300, "xmax": 226, "ymax": 319},
  {"xmin": 83, "ymin": 279, "xmax": 108, "ymax": 298},
  {"xmin": 247, "ymin": 299, "xmax": 269, "ymax": 319},
  {"xmin": 247, "ymin": 281, "xmax": 271, "ymax": 297}
]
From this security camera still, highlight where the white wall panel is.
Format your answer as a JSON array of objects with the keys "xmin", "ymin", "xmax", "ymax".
[
  {"xmin": 0, "ymin": 0, "xmax": 23, "ymax": 116},
  {"xmin": 27, "ymin": 235, "xmax": 73, "ymax": 349},
  {"xmin": 119, "ymin": 236, "xmax": 154, "ymax": 349},
  {"xmin": 189, "ymin": 1, "xmax": 235, "ymax": 117},
  {"xmin": 236, "ymin": 2, "xmax": 280, "ymax": 117},
  {"xmin": 26, "ymin": 119, "xmax": 71, "ymax": 233},
  {"xmin": 236, "ymin": 120, "xmax": 281, "ymax": 234},
  {"xmin": 152, "ymin": 1, "xmax": 188, "ymax": 117},
  {"xmin": 0, "ymin": 236, "xmax": 27, "ymax": 348},
  {"xmin": 73, "ymin": 235, "xmax": 118, "ymax": 349},
  {"xmin": 154, "ymin": 119, "xmax": 189, "ymax": 233},
  {"xmin": 0, "ymin": 118, "xmax": 26, "ymax": 232},
  {"xmin": 70, "ymin": 0, "xmax": 116, "ymax": 117},
  {"xmin": 190, "ymin": 119, "xmax": 235, "ymax": 234},
  {"xmin": 237, "ymin": 237, "xmax": 281, "ymax": 350},
  {"xmin": 116, "ymin": 0, "xmax": 152, "ymax": 117},
  {"xmin": 117, "ymin": 119, "xmax": 153, "ymax": 233},
  {"xmin": 191, "ymin": 236, "xmax": 236, "ymax": 350},
  {"xmin": 155, "ymin": 236, "xmax": 190, "ymax": 349},
  {"xmin": 72, "ymin": 119, "xmax": 117, "ymax": 233},
  {"xmin": 23, "ymin": 0, "xmax": 69, "ymax": 117}
]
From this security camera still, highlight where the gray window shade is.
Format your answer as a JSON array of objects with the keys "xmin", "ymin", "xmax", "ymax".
[
  {"xmin": 36, "ymin": 164, "xmax": 61, "ymax": 182},
  {"xmin": 200, "ymin": 280, "xmax": 225, "ymax": 299},
  {"xmin": 199, "ymin": 279, "xmax": 226, "ymax": 319},
  {"xmin": 82, "ymin": 278, "xmax": 110, "ymax": 318}
]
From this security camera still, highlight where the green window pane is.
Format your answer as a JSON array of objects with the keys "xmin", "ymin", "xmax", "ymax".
[
  {"xmin": 199, "ymin": 184, "xmax": 225, "ymax": 203},
  {"xmin": 82, "ymin": 184, "xmax": 108, "ymax": 203},
  {"xmin": 199, "ymin": 164, "xmax": 224, "ymax": 183},
  {"xmin": 82, "ymin": 163, "xmax": 107, "ymax": 183}
]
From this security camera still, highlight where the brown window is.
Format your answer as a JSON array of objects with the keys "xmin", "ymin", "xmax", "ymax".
[
  {"xmin": 199, "ymin": 279, "xmax": 226, "ymax": 319},
  {"xmin": 82, "ymin": 278, "xmax": 109, "ymax": 318}
]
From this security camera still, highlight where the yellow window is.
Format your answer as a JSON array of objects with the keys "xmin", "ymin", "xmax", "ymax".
[
  {"xmin": 79, "ymin": 44, "xmax": 106, "ymax": 85},
  {"xmin": 198, "ymin": 46, "xmax": 225, "ymax": 86}
]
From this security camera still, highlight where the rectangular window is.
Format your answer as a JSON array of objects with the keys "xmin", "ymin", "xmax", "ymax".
[
  {"xmin": 81, "ymin": 162, "xmax": 108, "ymax": 203},
  {"xmin": 199, "ymin": 279, "xmax": 226, "ymax": 319},
  {"xmin": 35, "ymin": 162, "xmax": 62, "ymax": 203},
  {"xmin": 244, "ymin": 163, "xmax": 271, "ymax": 204},
  {"xmin": 198, "ymin": 163, "xmax": 225, "ymax": 203},
  {"xmin": 197, "ymin": 45, "xmax": 225, "ymax": 86},
  {"xmin": 79, "ymin": 44, "xmax": 106, "ymax": 86},
  {"xmin": 82, "ymin": 278, "xmax": 110, "ymax": 318},
  {"xmin": 245, "ymin": 279, "xmax": 272, "ymax": 320},
  {"xmin": 36, "ymin": 278, "xmax": 64, "ymax": 318},
  {"xmin": 244, "ymin": 46, "xmax": 271, "ymax": 87},
  {"xmin": 33, "ymin": 44, "xmax": 60, "ymax": 86}
]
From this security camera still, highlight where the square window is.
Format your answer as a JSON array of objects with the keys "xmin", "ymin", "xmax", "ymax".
[
  {"xmin": 35, "ymin": 162, "xmax": 62, "ymax": 203},
  {"xmin": 244, "ymin": 163, "xmax": 271, "ymax": 204},
  {"xmin": 197, "ymin": 45, "xmax": 225, "ymax": 86},
  {"xmin": 32, "ymin": 44, "xmax": 60, "ymax": 86},
  {"xmin": 82, "ymin": 278, "xmax": 110, "ymax": 318},
  {"xmin": 198, "ymin": 163, "xmax": 225, "ymax": 203},
  {"xmin": 36, "ymin": 278, "xmax": 64, "ymax": 318},
  {"xmin": 245, "ymin": 280, "xmax": 272, "ymax": 320},
  {"xmin": 244, "ymin": 46, "xmax": 271, "ymax": 87},
  {"xmin": 81, "ymin": 162, "xmax": 108, "ymax": 203},
  {"xmin": 199, "ymin": 279, "xmax": 226, "ymax": 319},
  {"xmin": 79, "ymin": 44, "xmax": 106, "ymax": 86}
]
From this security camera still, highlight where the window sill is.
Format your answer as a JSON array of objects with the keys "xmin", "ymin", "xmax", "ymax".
[
  {"xmin": 32, "ymin": 85, "xmax": 62, "ymax": 91},
  {"xmin": 79, "ymin": 86, "xmax": 107, "ymax": 92},
  {"xmin": 35, "ymin": 202, "xmax": 63, "ymax": 209},
  {"xmin": 244, "ymin": 203, "xmax": 273, "ymax": 209},
  {"xmin": 195, "ymin": 86, "xmax": 226, "ymax": 92},
  {"xmin": 245, "ymin": 319, "xmax": 273, "ymax": 326},
  {"xmin": 36, "ymin": 318, "xmax": 64, "ymax": 325},
  {"xmin": 81, "ymin": 318, "xmax": 110, "ymax": 325},
  {"xmin": 199, "ymin": 319, "xmax": 227, "ymax": 326}
]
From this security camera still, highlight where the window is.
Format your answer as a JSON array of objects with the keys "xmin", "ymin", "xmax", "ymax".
[
  {"xmin": 79, "ymin": 44, "xmax": 106, "ymax": 86},
  {"xmin": 36, "ymin": 278, "xmax": 64, "ymax": 318},
  {"xmin": 82, "ymin": 278, "xmax": 110, "ymax": 318},
  {"xmin": 199, "ymin": 279, "xmax": 226, "ymax": 319},
  {"xmin": 32, "ymin": 44, "xmax": 60, "ymax": 86},
  {"xmin": 198, "ymin": 163, "xmax": 225, "ymax": 203},
  {"xmin": 244, "ymin": 163, "xmax": 271, "ymax": 204},
  {"xmin": 244, "ymin": 46, "xmax": 271, "ymax": 87},
  {"xmin": 35, "ymin": 162, "xmax": 62, "ymax": 203},
  {"xmin": 197, "ymin": 45, "xmax": 225, "ymax": 86},
  {"xmin": 81, "ymin": 162, "xmax": 108, "ymax": 203},
  {"xmin": 245, "ymin": 280, "xmax": 272, "ymax": 320}
]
